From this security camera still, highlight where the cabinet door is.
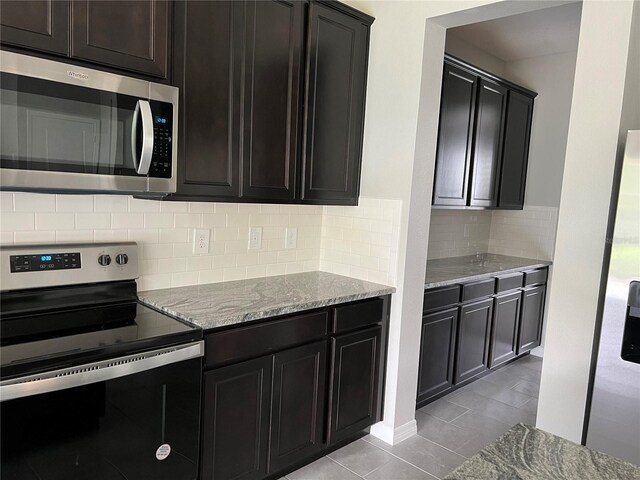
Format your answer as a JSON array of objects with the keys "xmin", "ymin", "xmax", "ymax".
[
  {"xmin": 173, "ymin": 0, "xmax": 243, "ymax": 198},
  {"xmin": 201, "ymin": 356, "xmax": 272, "ymax": 480},
  {"xmin": 328, "ymin": 326, "xmax": 381, "ymax": 445},
  {"xmin": 242, "ymin": 0, "xmax": 304, "ymax": 201},
  {"xmin": 489, "ymin": 291, "xmax": 521, "ymax": 368},
  {"xmin": 0, "ymin": 0, "xmax": 69, "ymax": 55},
  {"xmin": 269, "ymin": 341, "xmax": 327, "ymax": 473},
  {"xmin": 498, "ymin": 90, "xmax": 534, "ymax": 209},
  {"xmin": 454, "ymin": 298, "xmax": 493, "ymax": 384},
  {"xmin": 433, "ymin": 63, "xmax": 477, "ymax": 206},
  {"xmin": 70, "ymin": 0, "xmax": 169, "ymax": 78},
  {"xmin": 301, "ymin": 2, "xmax": 370, "ymax": 205},
  {"xmin": 417, "ymin": 307, "xmax": 458, "ymax": 404},
  {"xmin": 469, "ymin": 79, "xmax": 507, "ymax": 207},
  {"xmin": 518, "ymin": 285, "xmax": 546, "ymax": 354}
]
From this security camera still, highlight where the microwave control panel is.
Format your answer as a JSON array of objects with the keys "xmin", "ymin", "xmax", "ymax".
[{"xmin": 149, "ymin": 101, "xmax": 173, "ymax": 179}]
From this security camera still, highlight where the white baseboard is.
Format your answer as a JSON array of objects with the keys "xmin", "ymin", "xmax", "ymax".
[
  {"xmin": 530, "ymin": 346, "xmax": 544, "ymax": 357},
  {"xmin": 369, "ymin": 419, "xmax": 417, "ymax": 445}
]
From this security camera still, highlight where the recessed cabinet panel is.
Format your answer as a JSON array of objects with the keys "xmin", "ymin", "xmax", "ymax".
[
  {"xmin": 269, "ymin": 341, "xmax": 327, "ymax": 473},
  {"xmin": 71, "ymin": 0, "xmax": 170, "ymax": 78},
  {"xmin": 518, "ymin": 285, "xmax": 545, "ymax": 354},
  {"xmin": 242, "ymin": 0, "xmax": 304, "ymax": 200},
  {"xmin": 201, "ymin": 356, "xmax": 272, "ymax": 480},
  {"xmin": 173, "ymin": 0, "xmax": 242, "ymax": 198},
  {"xmin": 470, "ymin": 79, "xmax": 507, "ymax": 207},
  {"xmin": 328, "ymin": 326, "xmax": 381, "ymax": 445},
  {"xmin": 0, "ymin": 0, "xmax": 69, "ymax": 55},
  {"xmin": 499, "ymin": 91, "xmax": 534, "ymax": 209},
  {"xmin": 490, "ymin": 291, "xmax": 521, "ymax": 368},
  {"xmin": 454, "ymin": 298, "xmax": 493, "ymax": 383},
  {"xmin": 417, "ymin": 307, "xmax": 458, "ymax": 403},
  {"xmin": 302, "ymin": 3, "xmax": 369, "ymax": 204},
  {"xmin": 433, "ymin": 64, "xmax": 477, "ymax": 206}
]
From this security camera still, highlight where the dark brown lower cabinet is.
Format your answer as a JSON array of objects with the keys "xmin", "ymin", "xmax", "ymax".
[
  {"xmin": 454, "ymin": 298, "xmax": 493, "ymax": 384},
  {"xmin": 518, "ymin": 285, "xmax": 546, "ymax": 354},
  {"xmin": 417, "ymin": 308, "xmax": 458, "ymax": 404},
  {"xmin": 269, "ymin": 341, "xmax": 327, "ymax": 473},
  {"xmin": 489, "ymin": 291, "xmax": 521, "ymax": 368},
  {"xmin": 201, "ymin": 356, "xmax": 272, "ymax": 480},
  {"xmin": 328, "ymin": 326, "xmax": 381, "ymax": 445}
]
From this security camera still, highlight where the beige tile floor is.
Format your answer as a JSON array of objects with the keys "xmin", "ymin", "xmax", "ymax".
[{"xmin": 283, "ymin": 355, "xmax": 542, "ymax": 480}]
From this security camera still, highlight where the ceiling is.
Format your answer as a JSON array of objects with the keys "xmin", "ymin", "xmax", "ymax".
[{"xmin": 447, "ymin": 2, "xmax": 583, "ymax": 62}]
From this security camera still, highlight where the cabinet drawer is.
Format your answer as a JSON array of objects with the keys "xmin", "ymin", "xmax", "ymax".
[
  {"xmin": 461, "ymin": 279, "xmax": 495, "ymax": 302},
  {"xmin": 333, "ymin": 298, "xmax": 384, "ymax": 333},
  {"xmin": 495, "ymin": 272, "xmax": 524, "ymax": 293},
  {"xmin": 524, "ymin": 268, "xmax": 548, "ymax": 286},
  {"xmin": 424, "ymin": 285, "xmax": 460, "ymax": 312},
  {"xmin": 205, "ymin": 311, "xmax": 329, "ymax": 368}
]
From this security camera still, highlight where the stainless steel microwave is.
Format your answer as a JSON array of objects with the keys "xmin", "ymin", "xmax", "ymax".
[{"xmin": 0, "ymin": 51, "xmax": 177, "ymax": 196}]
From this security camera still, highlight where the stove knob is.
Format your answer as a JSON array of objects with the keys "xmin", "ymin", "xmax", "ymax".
[
  {"xmin": 116, "ymin": 253, "xmax": 129, "ymax": 265},
  {"xmin": 98, "ymin": 254, "xmax": 111, "ymax": 266}
]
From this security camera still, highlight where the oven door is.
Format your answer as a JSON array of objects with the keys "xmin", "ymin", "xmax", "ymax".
[
  {"xmin": 0, "ymin": 341, "xmax": 202, "ymax": 480},
  {"xmin": 0, "ymin": 51, "xmax": 177, "ymax": 196}
]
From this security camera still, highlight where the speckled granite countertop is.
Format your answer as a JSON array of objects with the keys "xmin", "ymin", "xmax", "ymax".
[
  {"xmin": 138, "ymin": 271, "xmax": 395, "ymax": 331},
  {"xmin": 445, "ymin": 423, "xmax": 640, "ymax": 480},
  {"xmin": 425, "ymin": 254, "xmax": 551, "ymax": 289}
]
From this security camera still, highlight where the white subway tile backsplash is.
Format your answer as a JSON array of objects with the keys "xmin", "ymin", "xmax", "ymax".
[
  {"xmin": 94, "ymin": 196, "xmax": 128, "ymax": 213},
  {"xmin": 15, "ymin": 193, "xmax": 56, "ymax": 212},
  {"xmin": 36, "ymin": 213, "xmax": 75, "ymax": 231},
  {"xmin": 56, "ymin": 195, "xmax": 93, "ymax": 212},
  {"xmin": 14, "ymin": 230, "xmax": 56, "ymax": 243},
  {"xmin": 1, "ymin": 213, "xmax": 35, "ymax": 231},
  {"xmin": 76, "ymin": 213, "xmax": 110, "ymax": 230}
]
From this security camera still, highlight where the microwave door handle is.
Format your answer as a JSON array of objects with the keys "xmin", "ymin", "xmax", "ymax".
[{"xmin": 131, "ymin": 100, "xmax": 154, "ymax": 175}]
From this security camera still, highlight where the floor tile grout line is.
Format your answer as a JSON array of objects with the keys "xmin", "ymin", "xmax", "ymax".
[
  {"xmin": 359, "ymin": 437, "xmax": 443, "ymax": 479},
  {"xmin": 446, "ymin": 385, "xmax": 536, "ymax": 411},
  {"xmin": 325, "ymin": 455, "xmax": 367, "ymax": 479}
]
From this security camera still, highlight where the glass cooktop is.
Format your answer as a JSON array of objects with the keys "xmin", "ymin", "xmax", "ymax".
[{"xmin": 0, "ymin": 302, "xmax": 201, "ymax": 381}]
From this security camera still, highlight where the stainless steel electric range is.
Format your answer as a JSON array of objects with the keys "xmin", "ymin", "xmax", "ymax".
[{"xmin": 0, "ymin": 242, "xmax": 203, "ymax": 480}]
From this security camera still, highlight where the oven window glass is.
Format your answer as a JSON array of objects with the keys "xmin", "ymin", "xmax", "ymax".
[{"xmin": 0, "ymin": 72, "xmax": 139, "ymax": 176}]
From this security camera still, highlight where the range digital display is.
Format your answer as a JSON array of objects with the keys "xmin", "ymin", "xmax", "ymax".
[{"xmin": 10, "ymin": 253, "xmax": 81, "ymax": 273}]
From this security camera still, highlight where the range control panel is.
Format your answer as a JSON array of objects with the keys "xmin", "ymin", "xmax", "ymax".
[
  {"xmin": 1, "ymin": 243, "xmax": 139, "ymax": 291},
  {"xmin": 10, "ymin": 252, "xmax": 81, "ymax": 273}
]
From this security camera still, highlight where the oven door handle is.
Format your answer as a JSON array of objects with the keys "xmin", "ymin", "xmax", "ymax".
[
  {"xmin": 0, "ymin": 341, "xmax": 203, "ymax": 402},
  {"xmin": 131, "ymin": 99, "xmax": 154, "ymax": 176}
]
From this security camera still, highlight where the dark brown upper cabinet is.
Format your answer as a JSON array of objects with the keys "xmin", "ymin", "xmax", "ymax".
[
  {"xmin": 300, "ymin": 1, "xmax": 372, "ymax": 205},
  {"xmin": 172, "ymin": 0, "xmax": 243, "ymax": 199},
  {"xmin": 499, "ymin": 90, "xmax": 534, "ymax": 209},
  {"xmin": 70, "ymin": 0, "xmax": 170, "ymax": 79},
  {"xmin": 0, "ymin": 0, "xmax": 70, "ymax": 55},
  {"xmin": 242, "ymin": 0, "xmax": 304, "ymax": 201},
  {"xmin": 433, "ymin": 55, "xmax": 536, "ymax": 210},
  {"xmin": 433, "ymin": 63, "xmax": 477, "ymax": 206},
  {"xmin": 171, "ymin": 0, "xmax": 373, "ymax": 205},
  {"xmin": 1, "ymin": 0, "xmax": 170, "ymax": 80},
  {"xmin": 469, "ymin": 79, "xmax": 507, "ymax": 207}
]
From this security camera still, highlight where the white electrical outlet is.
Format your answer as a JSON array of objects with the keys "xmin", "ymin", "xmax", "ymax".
[
  {"xmin": 249, "ymin": 227, "xmax": 263, "ymax": 250},
  {"xmin": 193, "ymin": 229, "xmax": 210, "ymax": 254},
  {"xmin": 285, "ymin": 227, "xmax": 297, "ymax": 249}
]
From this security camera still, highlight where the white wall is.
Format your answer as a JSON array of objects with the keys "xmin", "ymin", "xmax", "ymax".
[
  {"xmin": 445, "ymin": 33, "xmax": 506, "ymax": 76},
  {"xmin": 537, "ymin": 0, "xmax": 637, "ymax": 443},
  {"xmin": 504, "ymin": 51, "xmax": 578, "ymax": 208}
]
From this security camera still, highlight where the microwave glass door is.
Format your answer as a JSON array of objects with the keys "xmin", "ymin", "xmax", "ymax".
[{"xmin": 0, "ymin": 72, "xmax": 172, "ymax": 180}]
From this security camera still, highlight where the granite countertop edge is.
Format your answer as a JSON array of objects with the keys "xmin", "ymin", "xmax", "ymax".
[
  {"xmin": 138, "ymin": 272, "xmax": 395, "ymax": 331},
  {"xmin": 425, "ymin": 255, "xmax": 552, "ymax": 289}
]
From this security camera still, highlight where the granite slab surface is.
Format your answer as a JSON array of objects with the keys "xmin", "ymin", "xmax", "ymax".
[
  {"xmin": 138, "ymin": 271, "xmax": 394, "ymax": 331},
  {"xmin": 445, "ymin": 423, "xmax": 640, "ymax": 480},
  {"xmin": 426, "ymin": 253, "xmax": 552, "ymax": 289}
]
